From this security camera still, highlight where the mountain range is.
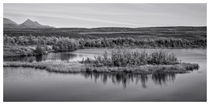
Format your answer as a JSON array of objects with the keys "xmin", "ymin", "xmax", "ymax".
[{"xmin": 4, "ymin": 18, "xmax": 53, "ymax": 28}]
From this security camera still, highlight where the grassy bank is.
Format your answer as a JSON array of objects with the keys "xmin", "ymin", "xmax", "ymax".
[
  {"xmin": 4, "ymin": 61, "xmax": 199, "ymax": 74},
  {"xmin": 84, "ymin": 63, "xmax": 199, "ymax": 73},
  {"xmin": 4, "ymin": 45, "xmax": 51, "ymax": 57},
  {"xmin": 3, "ymin": 61, "xmax": 86, "ymax": 73},
  {"xmin": 4, "ymin": 46, "xmax": 35, "ymax": 57},
  {"xmin": 4, "ymin": 49, "xmax": 199, "ymax": 74}
]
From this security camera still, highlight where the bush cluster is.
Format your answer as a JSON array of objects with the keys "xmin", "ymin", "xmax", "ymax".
[{"xmin": 81, "ymin": 49, "xmax": 179, "ymax": 67}]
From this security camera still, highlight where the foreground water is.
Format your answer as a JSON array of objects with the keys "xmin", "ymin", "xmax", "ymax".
[{"xmin": 4, "ymin": 49, "xmax": 206, "ymax": 101}]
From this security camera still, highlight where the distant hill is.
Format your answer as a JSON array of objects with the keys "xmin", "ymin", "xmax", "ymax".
[
  {"xmin": 4, "ymin": 18, "xmax": 53, "ymax": 29},
  {"xmin": 4, "ymin": 18, "xmax": 19, "ymax": 28},
  {"xmin": 19, "ymin": 19, "xmax": 53, "ymax": 28}
]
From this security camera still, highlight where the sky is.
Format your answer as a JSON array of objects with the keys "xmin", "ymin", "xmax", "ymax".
[{"xmin": 4, "ymin": 3, "xmax": 207, "ymax": 28}]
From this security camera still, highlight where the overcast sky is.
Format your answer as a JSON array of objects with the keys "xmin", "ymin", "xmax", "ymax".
[{"xmin": 4, "ymin": 3, "xmax": 206, "ymax": 28}]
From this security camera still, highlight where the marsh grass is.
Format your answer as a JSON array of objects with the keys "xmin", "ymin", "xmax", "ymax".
[
  {"xmin": 3, "ymin": 61, "xmax": 86, "ymax": 73},
  {"xmin": 4, "ymin": 61, "xmax": 199, "ymax": 74},
  {"xmin": 3, "ymin": 49, "xmax": 199, "ymax": 74},
  {"xmin": 81, "ymin": 49, "xmax": 180, "ymax": 67}
]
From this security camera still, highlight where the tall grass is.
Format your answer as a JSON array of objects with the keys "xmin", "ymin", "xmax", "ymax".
[{"xmin": 81, "ymin": 49, "xmax": 179, "ymax": 67}]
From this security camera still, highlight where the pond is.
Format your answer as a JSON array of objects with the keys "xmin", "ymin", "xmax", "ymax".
[{"xmin": 4, "ymin": 48, "xmax": 206, "ymax": 101}]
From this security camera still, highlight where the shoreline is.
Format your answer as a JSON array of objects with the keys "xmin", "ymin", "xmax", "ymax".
[{"xmin": 3, "ymin": 61, "xmax": 199, "ymax": 74}]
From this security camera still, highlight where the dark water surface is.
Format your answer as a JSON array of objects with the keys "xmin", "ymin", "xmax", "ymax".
[{"xmin": 4, "ymin": 49, "xmax": 206, "ymax": 101}]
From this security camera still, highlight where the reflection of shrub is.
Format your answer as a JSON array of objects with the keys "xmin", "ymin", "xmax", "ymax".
[{"xmin": 81, "ymin": 49, "xmax": 179, "ymax": 67}]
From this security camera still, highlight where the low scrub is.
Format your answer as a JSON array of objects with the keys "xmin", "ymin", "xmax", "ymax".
[
  {"xmin": 4, "ymin": 46, "xmax": 35, "ymax": 57},
  {"xmin": 4, "ymin": 45, "xmax": 52, "ymax": 57},
  {"xmin": 4, "ymin": 35, "xmax": 206, "ymax": 49},
  {"xmin": 3, "ymin": 61, "xmax": 85, "ymax": 73}
]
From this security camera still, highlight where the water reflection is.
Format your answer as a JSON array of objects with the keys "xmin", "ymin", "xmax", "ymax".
[
  {"xmin": 152, "ymin": 72, "xmax": 176, "ymax": 85},
  {"xmin": 4, "ymin": 52, "xmax": 77, "ymax": 62},
  {"xmin": 80, "ymin": 71, "xmax": 178, "ymax": 88}
]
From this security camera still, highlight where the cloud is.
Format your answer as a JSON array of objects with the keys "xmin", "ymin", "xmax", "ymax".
[{"xmin": 4, "ymin": 3, "xmax": 207, "ymax": 27}]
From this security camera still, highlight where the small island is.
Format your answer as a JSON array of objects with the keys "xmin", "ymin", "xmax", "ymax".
[
  {"xmin": 4, "ymin": 49, "xmax": 199, "ymax": 74},
  {"xmin": 81, "ymin": 49, "xmax": 199, "ymax": 74}
]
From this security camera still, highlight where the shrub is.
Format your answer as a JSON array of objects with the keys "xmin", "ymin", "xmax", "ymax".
[
  {"xmin": 34, "ymin": 45, "xmax": 48, "ymax": 55},
  {"xmin": 81, "ymin": 49, "xmax": 180, "ymax": 67},
  {"xmin": 52, "ymin": 38, "xmax": 79, "ymax": 52}
]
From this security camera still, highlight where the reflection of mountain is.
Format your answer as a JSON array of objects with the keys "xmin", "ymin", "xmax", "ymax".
[{"xmin": 81, "ymin": 72, "xmax": 177, "ymax": 88}]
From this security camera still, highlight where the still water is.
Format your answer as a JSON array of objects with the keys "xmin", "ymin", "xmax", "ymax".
[{"xmin": 4, "ymin": 49, "xmax": 206, "ymax": 101}]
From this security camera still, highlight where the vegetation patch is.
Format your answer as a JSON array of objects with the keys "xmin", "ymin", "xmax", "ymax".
[
  {"xmin": 4, "ymin": 61, "xmax": 86, "ymax": 73},
  {"xmin": 3, "ymin": 27, "xmax": 206, "ymax": 57},
  {"xmin": 4, "ymin": 35, "xmax": 206, "ymax": 50},
  {"xmin": 81, "ymin": 49, "xmax": 180, "ymax": 66},
  {"xmin": 4, "ymin": 50, "xmax": 199, "ymax": 74},
  {"xmin": 3, "ymin": 61, "xmax": 199, "ymax": 74},
  {"xmin": 4, "ymin": 45, "xmax": 51, "ymax": 57},
  {"xmin": 4, "ymin": 46, "xmax": 36, "ymax": 57},
  {"xmin": 84, "ymin": 63, "xmax": 199, "ymax": 74},
  {"xmin": 80, "ymin": 49, "xmax": 199, "ymax": 73}
]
